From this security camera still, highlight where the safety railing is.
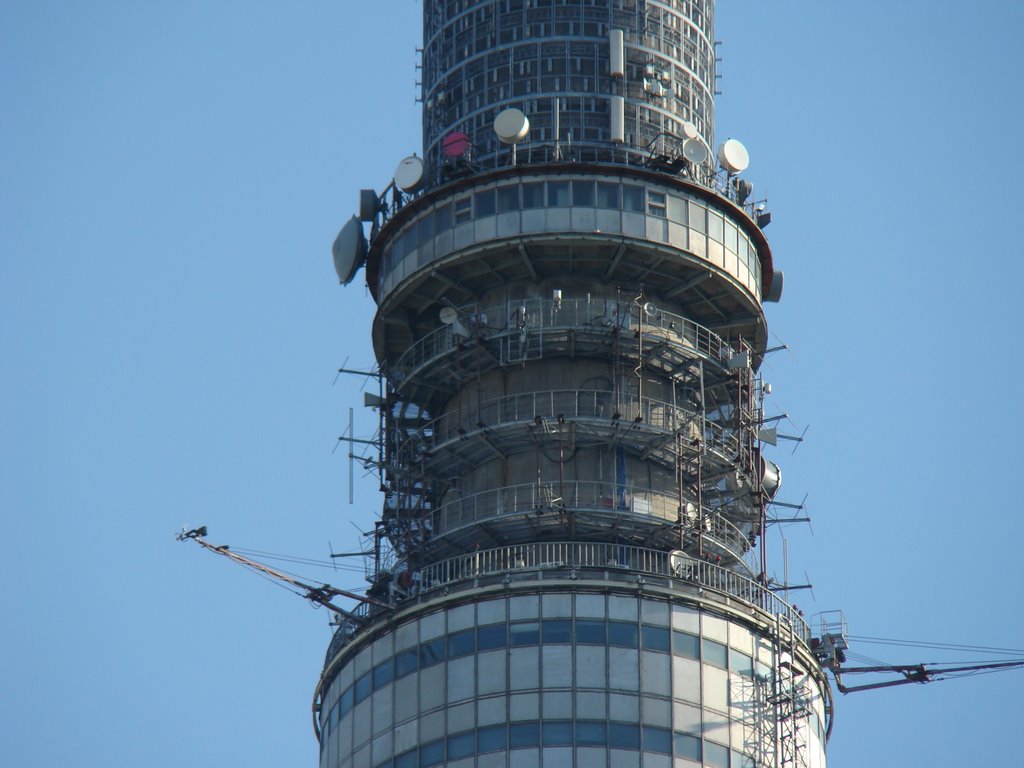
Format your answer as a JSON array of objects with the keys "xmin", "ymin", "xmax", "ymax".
[
  {"xmin": 390, "ymin": 296, "xmax": 745, "ymax": 387},
  {"xmin": 325, "ymin": 539, "xmax": 807, "ymax": 667},
  {"xmin": 429, "ymin": 480, "xmax": 755, "ymax": 568},
  {"xmin": 402, "ymin": 389, "xmax": 738, "ymax": 464}
]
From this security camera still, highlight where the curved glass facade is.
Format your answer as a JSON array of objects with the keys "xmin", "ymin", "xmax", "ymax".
[
  {"xmin": 377, "ymin": 171, "xmax": 762, "ymax": 304},
  {"xmin": 319, "ymin": 588, "xmax": 827, "ymax": 768}
]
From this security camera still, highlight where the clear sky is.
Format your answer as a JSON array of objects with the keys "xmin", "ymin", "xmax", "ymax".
[{"xmin": 2, "ymin": 2, "xmax": 1022, "ymax": 767}]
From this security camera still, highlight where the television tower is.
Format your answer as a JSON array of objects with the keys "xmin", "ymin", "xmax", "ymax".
[{"xmin": 323, "ymin": 2, "xmax": 831, "ymax": 766}]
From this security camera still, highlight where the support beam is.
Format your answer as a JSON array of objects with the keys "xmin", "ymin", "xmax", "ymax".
[
  {"xmin": 518, "ymin": 244, "xmax": 539, "ymax": 280},
  {"xmin": 602, "ymin": 244, "xmax": 627, "ymax": 281},
  {"xmin": 667, "ymin": 270, "xmax": 712, "ymax": 299}
]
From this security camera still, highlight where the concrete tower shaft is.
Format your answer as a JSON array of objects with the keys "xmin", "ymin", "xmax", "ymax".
[{"xmin": 320, "ymin": 2, "xmax": 831, "ymax": 767}]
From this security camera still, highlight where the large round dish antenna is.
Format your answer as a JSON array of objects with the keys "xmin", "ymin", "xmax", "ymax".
[
  {"xmin": 680, "ymin": 121, "xmax": 699, "ymax": 140},
  {"xmin": 442, "ymin": 131, "xmax": 470, "ymax": 158},
  {"xmin": 718, "ymin": 138, "xmax": 750, "ymax": 174},
  {"xmin": 394, "ymin": 155, "xmax": 425, "ymax": 192},
  {"xmin": 331, "ymin": 215, "xmax": 367, "ymax": 285},
  {"xmin": 439, "ymin": 306, "xmax": 458, "ymax": 325},
  {"xmin": 682, "ymin": 138, "xmax": 708, "ymax": 165},
  {"xmin": 494, "ymin": 108, "xmax": 530, "ymax": 145}
]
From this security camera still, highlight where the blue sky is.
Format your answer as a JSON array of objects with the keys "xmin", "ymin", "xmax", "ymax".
[{"xmin": 2, "ymin": 2, "xmax": 1022, "ymax": 766}]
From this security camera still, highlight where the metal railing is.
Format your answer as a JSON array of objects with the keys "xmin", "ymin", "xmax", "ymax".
[
  {"xmin": 417, "ymin": 540, "xmax": 807, "ymax": 641},
  {"xmin": 390, "ymin": 296, "xmax": 743, "ymax": 388},
  {"xmin": 403, "ymin": 388, "xmax": 738, "ymax": 464},
  {"xmin": 429, "ymin": 480, "xmax": 755, "ymax": 569}
]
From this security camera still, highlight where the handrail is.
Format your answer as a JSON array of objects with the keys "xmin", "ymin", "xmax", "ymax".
[
  {"xmin": 402, "ymin": 388, "xmax": 738, "ymax": 466},
  {"xmin": 429, "ymin": 480, "xmax": 756, "ymax": 570},
  {"xmin": 325, "ymin": 540, "xmax": 809, "ymax": 665},
  {"xmin": 390, "ymin": 296, "xmax": 745, "ymax": 388}
]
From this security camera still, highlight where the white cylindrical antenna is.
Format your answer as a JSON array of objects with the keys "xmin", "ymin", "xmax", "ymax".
[
  {"xmin": 610, "ymin": 30, "xmax": 625, "ymax": 77},
  {"xmin": 610, "ymin": 96, "xmax": 625, "ymax": 143}
]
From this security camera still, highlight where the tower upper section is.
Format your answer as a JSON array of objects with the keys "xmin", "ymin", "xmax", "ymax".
[{"xmin": 420, "ymin": 0, "xmax": 717, "ymax": 187}]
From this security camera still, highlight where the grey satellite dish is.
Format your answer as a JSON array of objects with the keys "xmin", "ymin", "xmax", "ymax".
[
  {"xmin": 332, "ymin": 216, "xmax": 367, "ymax": 285},
  {"xmin": 718, "ymin": 138, "xmax": 750, "ymax": 174},
  {"xmin": 494, "ymin": 108, "xmax": 530, "ymax": 145},
  {"xmin": 734, "ymin": 178, "xmax": 753, "ymax": 205},
  {"xmin": 394, "ymin": 155, "xmax": 425, "ymax": 193},
  {"xmin": 680, "ymin": 121, "xmax": 699, "ymax": 140},
  {"xmin": 643, "ymin": 302, "xmax": 658, "ymax": 318},
  {"xmin": 359, "ymin": 189, "xmax": 379, "ymax": 222},
  {"xmin": 682, "ymin": 138, "xmax": 708, "ymax": 165},
  {"xmin": 764, "ymin": 269, "xmax": 784, "ymax": 303},
  {"xmin": 439, "ymin": 306, "xmax": 457, "ymax": 325}
]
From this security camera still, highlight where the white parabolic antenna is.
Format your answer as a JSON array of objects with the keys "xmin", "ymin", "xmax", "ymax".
[
  {"xmin": 494, "ymin": 108, "xmax": 530, "ymax": 144},
  {"xmin": 669, "ymin": 550, "xmax": 688, "ymax": 574},
  {"xmin": 681, "ymin": 121, "xmax": 699, "ymax": 140},
  {"xmin": 332, "ymin": 215, "xmax": 367, "ymax": 285},
  {"xmin": 439, "ymin": 306, "xmax": 458, "ymax": 325},
  {"xmin": 682, "ymin": 138, "xmax": 708, "ymax": 165},
  {"xmin": 394, "ymin": 155, "xmax": 425, "ymax": 192},
  {"xmin": 718, "ymin": 138, "xmax": 750, "ymax": 174}
]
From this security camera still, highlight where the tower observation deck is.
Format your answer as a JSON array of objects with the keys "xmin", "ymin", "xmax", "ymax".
[{"xmin": 321, "ymin": 2, "xmax": 831, "ymax": 767}]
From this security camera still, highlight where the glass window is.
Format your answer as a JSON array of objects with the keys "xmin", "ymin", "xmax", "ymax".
[
  {"xmin": 732, "ymin": 750, "xmax": 756, "ymax": 768},
  {"xmin": 434, "ymin": 203, "xmax": 452, "ymax": 233},
  {"xmin": 394, "ymin": 750, "xmax": 416, "ymax": 768},
  {"xmin": 522, "ymin": 182, "xmax": 544, "ymax": 208},
  {"xmin": 419, "ymin": 739, "xmax": 444, "ymax": 768},
  {"xmin": 478, "ymin": 623, "xmax": 507, "ymax": 651},
  {"xmin": 668, "ymin": 195, "xmax": 687, "ymax": 224},
  {"xmin": 478, "ymin": 724, "xmax": 508, "ymax": 753},
  {"xmin": 609, "ymin": 722, "xmax": 640, "ymax": 749},
  {"xmin": 647, "ymin": 191, "xmax": 667, "ymax": 217},
  {"xmin": 596, "ymin": 182, "xmax": 619, "ymax": 208},
  {"xmin": 474, "ymin": 189, "xmax": 496, "ymax": 217},
  {"xmin": 497, "ymin": 185, "xmax": 519, "ymax": 212},
  {"xmin": 509, "ymin": 721, "xmax": 540, "ymax": 748},
  {"xmin": 622, "ymin": 185, "xmax": 644, "ymax": 212},
  {"xmin": 688, "ymin": 201, "xmax": 705, "ymax": 232},
  {"xmin": 542, "ymin": 619, "xmax": 572, "ymax": 644},
  {"xmin": 420, "ymin": 637, "xmax": 445, "ymax": 668},
  {"xmin": 542, "ymin": 721, "xmax": 573, "ymax": 746},
  {"xmin": 576, "ymin": 721, "xmax": 607, "ymax": 746},
  {"xmin": 704, "ymin": 740, "xmax": 729, "ymax": 768},
  {"xmin": 447, "ymin": 731, "xmax": 475, "ymax": 760},
  {"xmin": 417, "ymin": 213, "xmax": 434, "ymax": 246},
  {"xmin": 373, "ymin": 658, "xmax": 394, "ymax": 689},
  {"xmin": 339, "ymin": 686, "xmax": 354, "ymax": 717},
  {"xmin": 729, "ymin": 648, "xmax": 753, "ymax": 676},
  {"xmin": 674, "ymin": 732, "xmax": 701, "ymax": 761},
  {"xmin": 448, "ymin": 629, "xmax": 475, "ymax": 658},
  {"xmin": 608, "ymin": 621, "xmax": 638, "ymax": 648},
  {"xmin": 547, "ymin": 181, "xmax": 570, "ymax": 206},
  {"xmin": 354, "ymin": 671, "xmax": 372, "ymax": 704},
  {"xmin": 643, "ymin": 726, "xmax": 672, "ymax": 754},
  {"xmin": 510, "ymin": 621, "xmax": 540, "ymax": 646},
  {"xmin": 572, "ymin": 180, "xmax": 595, "ymax": 206},
  {"xmin": 395, "ymin": 649, "xmax": 418, "ymax": 678},
  {"xmin": 725, "ymin": 222, "xmax": 737, "ymax": 253},
  {"xmin": 454, "ymin": 196, "xmax": 472, "ymax": 224},
  {"xmin": 707, "ymin": 211, "xmax": 724, "ymax": 242},
  {"xmin": 673, "ymin": 630, "xmax": 700, "ymax": 659},
  {"xmin": 575, "ymin": 619, "xmax": 606, "ymax": 644},
  {"xmin": 703, "ymin": 639, "xmax": 727, "ymax": 668},
  {"xmin": 642, "ymin": 625, "xmax": 670, "ymax": 652}
]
